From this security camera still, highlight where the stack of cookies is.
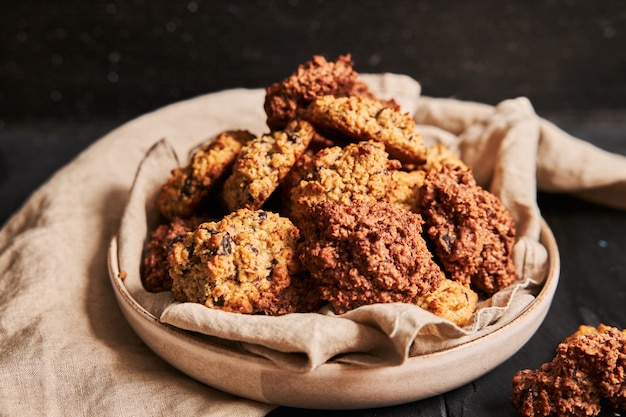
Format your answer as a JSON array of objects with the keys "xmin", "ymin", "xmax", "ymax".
[{"xmin": 141, "ymin": 54, "xmax": 518, "ymax": 327}]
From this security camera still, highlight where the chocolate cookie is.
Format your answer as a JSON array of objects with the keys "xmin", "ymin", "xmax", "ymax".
[
  {"xmin": 511, "ymin": 324, "xmax": 626, "ymax": 417},
  {"xmin": 298, "ymin": 201, "xmax": 444, "ymax": 314},
  {"xmin": 287, "ymin": 140, "xmax": 401, "ymax": 228},
  {"xmin": 420, "ymin": 165, "xmax": 518, "ymax": 294}
]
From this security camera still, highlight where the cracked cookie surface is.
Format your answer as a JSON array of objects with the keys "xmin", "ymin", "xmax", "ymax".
[
  {"xmin": 420, "ymin": 165, "xmax": 518, "ymax": 294},
  {"xmin": 305, "ymin": 95, "xmax": 426, "ymax": 165},
  {"xmin": 287, "ymin": 140, "xmax": 401, "ymax": 228},
  {"xmin": 168, "ymin": 208, "xmax": 302, "ymax": 314},
  {"xmin": 222, "ymin": 120, "xmax": 315, "ymax": 212},
  {"xmin": 264, "ymin": 54, "xmax": 377, "ymax": 130},
  {"xmin": 298, "ymin": 201, "xmax": 444, "ymax": 314},
  {"xmin": 157, "ymin": 130, "xmax": 255, "ymax": 219},
  {"xmin": 511, "ymin": 324, "xmax": 626, "ymax": 417}
]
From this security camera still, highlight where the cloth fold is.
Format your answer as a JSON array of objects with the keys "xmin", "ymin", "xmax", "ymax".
[
  {"xmin": 117, "ymin": 135, "xmax": 548, "ymax": 372},
  {"xmin": 1, "ymin": 73, "xmax": 625, "ymax": 416},
  {"xmin": 413, "ymin": 96, "xmax": 626, "ymax": 210}
]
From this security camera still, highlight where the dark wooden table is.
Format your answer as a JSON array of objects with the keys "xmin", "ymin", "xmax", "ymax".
[{"xmin": 2, "ymin": 1, "xmax": 625, "ymax": 416}]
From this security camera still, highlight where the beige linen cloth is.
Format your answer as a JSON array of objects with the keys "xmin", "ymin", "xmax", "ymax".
[{"xmin": 1, "ymin": 73, "xmax": 625, "ymax": 416}]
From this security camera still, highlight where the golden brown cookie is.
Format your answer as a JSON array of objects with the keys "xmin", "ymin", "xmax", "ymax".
[
  {"xmin": 304, "ymin": 95, "xmax": 426, "ymax": 165},
  {"xmin": 388, "ymin": 169, "xmax": 426, "ymax": 212},
  {"xmin": 222, "ymin": 120, "xmax": 315, "ymax": 212},
  {"xmin": 297, "ymin": 201, "xmax": 444, "ymax": 315},
  {"xmin": 168, "ymin": 208, "xmax": 302, "ymax": 315},
  {"xmin": 414, "ymin": 279, "xmax": 478, "ymax": 327},
  {"xmin": 157, "ymin": 130, "xmax": 255, "ymax": 220},
  {"xmin": 421, "ymin": 143, "xmax": 467, "ymax": 172},
  {"xmin": 287, "ymin": 140, "xmax": 401, "ymax": 228}
]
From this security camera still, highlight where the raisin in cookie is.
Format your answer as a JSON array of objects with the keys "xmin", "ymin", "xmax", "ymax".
[
  {"xmin": 287, "ymin": 140, "xmax": 401, "ymax": 228},
  {"xmin": 168, "ymin": 208, "xmax": 303, "ymax": 314},
  {"xmin": 157, "ymin": 130, "xmax": 255, "ymax": 219},
  {"xmin": 420, "ymin": 165, "xmax": 518, "ymax": 294},
  {"xmin": 305, "ymin": 95, "xmax": 426, "ymax": 165},
  {"xmin": 298, "ymin": 201, "xmax": 444, "ymax": 315},
  {"xmin": 222, "ymin": 119, "xmax": 314, "ymax": 212}
]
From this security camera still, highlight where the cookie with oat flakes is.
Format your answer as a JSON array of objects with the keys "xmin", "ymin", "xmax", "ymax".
[
  {"xmin": 388, "ymin": 144, "xmax": 467, "ymax": 212},
  {"xmin": 511, "ymin": 324, "xmax": 626, "ymax": 417},
  {"xmin": 222, "ymin": 119, "xmax": 315, "ymax": 212},
  {"xmin": 287, "ymin": 140, "xmax": 401, "ymax": 228},
  {"xmin": 388, "ymin": 169, "xmax": 426, "ymax": 213},
  {"xmin": 168, "ymin": 208, "xmax": 302, "ymax": 315},
  {"xmin": 264, "ymin": 54, "xmax": 380, "ymax": 130},
  {"xmin": 157, "ymin": 130, "xmax": 255, "ymax": 220},
  {"xmin": 304, "ymin": 95, "xmax": 426, "ymax": 165},
  {"xmin": 297, "ymin": 201, "xmax": 443, "ymax": 315},
  {"xmin": 420, "ymin": 164, "xmax": 518, "ymax": 294}
]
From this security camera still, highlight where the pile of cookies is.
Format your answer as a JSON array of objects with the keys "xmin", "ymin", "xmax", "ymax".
[{"xmin": 142, "ymin": 54, "xmax": 518, "ymax": 327}]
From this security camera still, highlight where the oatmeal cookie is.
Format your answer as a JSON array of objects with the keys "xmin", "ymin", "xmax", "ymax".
[
  {"xmin": 168, "ymin": 208, "xmax": 302, "ymax": 315},
  {"xmin": 157, "ymin": 130, "xmax": 255, "ymax": 220},
  {"xmin": 511, "ymin": 324, "xmax": 626, "ymax": 417},
  {"xmin": 414, "ymin": 279, "xmax": 478, "ymax": 327},
  {"xmin": 222, "ymin": 120, "xmax": 315, "ymax": 212},
  {"xmin": 264, "ymin": 54, "xmax": 378, "ymax": 130},
  {"xmin": 388, "ymin": 169, "xmax": 426, "ymax": 212},
  {"xmin": 422, "ymin": 143, "xmax": 467, "ymax": 172},
  {"xmin": 287, "ymin": 140, "xmax": 401, "ymax": 228},
  {"xmin": 420, "ymin": 165, "xmax": 518, "ymax": 294},
  {"xmin": 388, "ymin": 144, "xmax": 467, "ymax": 212},
  {"xmin": 142, "ymin": 216, "xmax": 206, "ymax": 292},
  {"xmin": 298, "ymin": 201, "xmax": 444, "ymax": 315},
  {"xmin": 304, "ymin": 95, "xmax": 426, "ymax": 165}
]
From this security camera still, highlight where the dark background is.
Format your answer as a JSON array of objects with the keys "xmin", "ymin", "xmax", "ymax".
[
  {"xmin": 1, "ymin": 1, "xmax": 625, "ymax": 416},
  {"xmin": 2, "ymin": 0, "xmax": 626, "ymax": 224},
  {"xmin": 3, "ymin": 0, "xmax": 626, "ymax": 122}
]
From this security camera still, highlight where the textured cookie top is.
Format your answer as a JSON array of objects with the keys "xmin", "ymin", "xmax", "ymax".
[
  {"xmin": 287, "ymin": 140, "xmax": 401, "ymax": 227},
  {"xmin": 157, "ymin": 129, "xmax": 254, "ymax": 219},
  {"xmin": 298, "ymin": 201, "xmax": 444, "ymax": 314},
  {"xmin": 388, "ymin": 169, "xmax": 426, "ymax": 212},
  {"xmin": 168, "ymin": 208, "xmax": 301, "ymax": 314},
  {"xmin": 264, "ymin": 54, "xmax": 375, "ymax": 130},
  {"xmin": 511, "ymin": 324, "xmax": 626, "ymax": 417},
  {"xmin": 420, "ymin": 165, "xmax": 518, "ymax": 294},
  {"xmin": 222, "ymin": 119, "xmax": 314, "ymax": 212},
  {"xmin": 305, "ymin": 95, "xmax": 426, "ymax": 165},
  {"xmin": 142, "ymin": 216, "xmax": 205, "ymax": 293}
]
